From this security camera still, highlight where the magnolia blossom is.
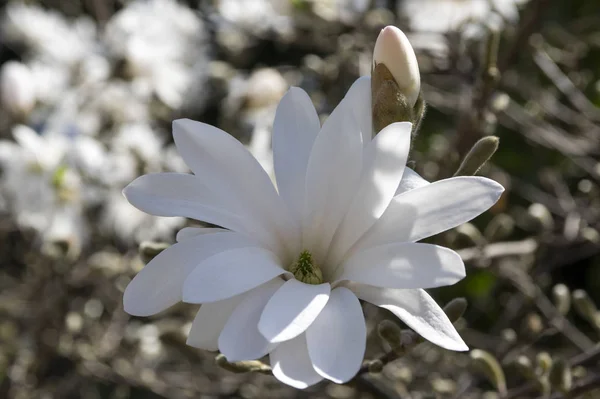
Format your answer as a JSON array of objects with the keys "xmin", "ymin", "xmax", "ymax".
[
  {"xmin": 104, "ymin": 0, "xmax": 208, "ymax": 109},
  {"xmin": 123, "ymin": 76, "xmax": 503, "ymax": 388},
  {"xmin": 0, "ymin": 61, "xmax": 36, "ymax": 116},
  {"xmin": 400, "ymin": 0, "xmax": 528, "ymax": 34},
  {"xmin": 0, "ymin": 125, "xmax": 87, "ymax": 249}
]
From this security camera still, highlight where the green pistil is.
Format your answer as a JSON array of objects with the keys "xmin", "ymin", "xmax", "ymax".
[{"xmin": 290, "ymin": 250, "xmax": 323, "ymax": 285}]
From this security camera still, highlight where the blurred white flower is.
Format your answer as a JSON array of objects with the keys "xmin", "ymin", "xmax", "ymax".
[
  {"xmin": 0, "ymin": 61, "xmax": 36, "ymax": 116},
  {"xmin": 312, "ymin": 0, "xmax": 370, "ymax": 24},
  {"xmin": 218, "ymin": 0, "xmax": 291, "ymax": 36},
  {"xmin": 92, "ymin": 82, "xmax": 149, "ymax": 124},
  {"xmin": 400, "ymin": 0, "xmax": 529, "ymax": 34},
  {"xmin": 122, "ymin": 76, "xmax": 503, "ymax": 388},
  {"xmin": 68, "ymin": 135, "xmax": 108, "ymax": 179},
  {"xmin": 104, "ymin": 0, "xmax": 208, "ymax": 109},
  {"xmin": 0, "ymin": 125, "xmax": 86, "ymax": 249},
  {"xmin": 42, "ymin": 204, "xmax": 88, "ymax": 258},
  {"xmin": 28, "ymin": 62, "xmax": 70, "ymax": 106},
  {"xmin": 3, "ymin": 3, "xmax": 96, "ymax": 65},
  {"xmin": 111, "ymin": 123, "xmax": 164, "ymax": 172}
]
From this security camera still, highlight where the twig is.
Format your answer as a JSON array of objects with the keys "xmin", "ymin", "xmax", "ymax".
[
  {"xmin": 532, "ymin": 47, "xmax": 600, "ymax": 122},
  {"xmin": 357, "ymin": 350, "xmax": 403, "ymax": 375},
  {"xmin": 456, "ymin": 239, "xmax": 538, "ymax": 263}
]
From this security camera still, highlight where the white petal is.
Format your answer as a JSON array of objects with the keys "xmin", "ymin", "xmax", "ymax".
[
  {"xmin": 176, "ymin": 226, "xmax": 228, "ymax": 242},
  {"xmin": 272, "ymin": 87, "xmax": 320, "ymax": 223},
  {"xmin": 13, "ymin": 125, "xmax": 41, "ymax": 150},
  {"xmin": 218, "ymin": 279, "xmax": 284, "ymax": 361},
  {"xmin": 355, "ymin": 176, "xmax": 504, "ymax": 251},
  {"xmin": 259, "ymin": 279, "xmax": 330, "ymax": 343},
  {"xmin": 306, "ymin": 287, "xmax": 366, "ymax": 383},
  {"xmin": 182, "ymin": 247, "xmax": 289, "ymax": 304},
  {"xmin": 395, "ymin": 167, "xmax": 429, "ymax": 195},
  {"xmin": 173, "ymin": 119, "xmax": 297, "ymax": 257},
  {"xmin": 123, "ymin": 232, "xmax": 257, "ymax": 316},
  {"xmin": 341, "ymin": 76, "xmax": 373, "ymax": 145},
  {"xmin": 187, "ymin": 293, "xmax": 245, "ymax": 351},
  {"xmin": 350, "ymin": 284, "xmax": 468, "ymax": 351},
  {"xmin": 123, "ymin": 173, "xmax": 252, "ymax": 235},
  {"xmin": 303, "ymin": 99, "xmax": 363, "ymax": 263},
  {"xmin": 327, "ymin": 122, "xmax": 412, "ymax": 267},
  {"xmin": 270, "ymin": 334, "xmax": 323, "ymax": 389},
  {"xmin": 337, "ymin": 243, "xmax": 465, "ymax": 289}
]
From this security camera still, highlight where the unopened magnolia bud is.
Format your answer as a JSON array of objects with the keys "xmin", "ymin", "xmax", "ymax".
[
  {"xmin": 443, "ymin": 298, "xmax": 468, "ymax": 324},
  {"xmin": 373, "ymin": 26, "xmax": 420, "ymax": 107},
  {"xmin": 522, "ymin": 313, "xmax": 544, "ymax": 337},
  {"xmin": 215, "ymin": 354, "xmax": 271, "ymax": 374},
  {"xmin": 527, "ymin": 203, "xmax": 554, "ymax": 232},
  {"xmin": 367, "ymin": 359, "xmax": 384, "ymax": 373},
  {"xmin": 484, "ymin": 214, "xmax": 515, "ymax": 241},
  {"xmin": 456, "ymin": 223, "xmax": 486, "ymax": 247},
  {"xmin": 536, "ymin": 352, "xmax": 553, "ymax": 374},
  {"xmin": 572, "ymin": 289, "xmax": 599, "ymax": 326},
  {"xmin": 0, "ymin": 61, "xmax": 36, "ymax": 117},
  {"xmin": 400, "ymin": 329, "xmax": 418, "ymax": 348},
  {"xmin": 501, "ymin": 328, "xmax": 517, "ymax": 344},
  {"xmin": 552, "ymin": 284, "xmax": 571, "ymax": 316},
  {"xmin": 549, "ymin": 358, "xmax": 572, "ymax": 393},
  {"xmin": 470, "ymin": 349, "xmax": 507, "ymax": 395},
  {"xmin": 378, "ymin": 319, "xmax": 403, "ymax": 350},
  {"xmin": 454, "ymin": 136, "xmax": 500, "ymax": 176},
  {"xmin": 514, "ymin": 355, "xmax": 534, "ymax": 378},
  {"xmin": 139, "ymin": 241, "xmax": 170, "ymax": 263}
]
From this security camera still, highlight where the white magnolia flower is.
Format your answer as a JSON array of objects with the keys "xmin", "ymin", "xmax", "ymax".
[
  {"xmin": 400, "ymin": 0, "xmax": 528, "ymax": 34},
  {"xmin": 104, "ymin": 0, "xmax": 208, "ymax": 109},
  {"xmin": 122, "ymin": 76, "xmax": 503, "ymax": 388},
  {"xmin": 0, "ymin": 125, "xmax": 86, "ymax": 248},
  {"xmin": 217, "ymin": 0, "xmax": 291, "ymax": 36},
  {"xmin": 0, "ymin": 61, "xmax": 36, "ymax": 116},
  {"xmin": 3, "ymin": 3, "xmax": 95, "ymax": 65},
  {"xmin": 312, "ymin": 0, "xmax": 370, "ymax": 24}
]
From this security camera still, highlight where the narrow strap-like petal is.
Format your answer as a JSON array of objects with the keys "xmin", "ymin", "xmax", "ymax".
[
  {"xmin": 123, "ymin": 173, "xmax": 275, "ymax": 249},
  {"xmin": 187, "ymin": 294, "xmax": 246, "ymax": 351},
  {"xmin": 395, "ymin": 167, "xmax": 429, "ymax": 195},
  {"xmin": 272, "ymin": 87, "xmax": 320, "ymax": 225},
  {"xmin": 259, "ymin": 279, "xmax": 330, "ymax": 343},
  {"xmin": 123, "ymin": 232, "xmax": 257, "ymax": 316},
  {"xmin": 306, "ymin": 287, "xmax": 366, "ymax": 383},
  {"xmin": 176, "ymin": 226, "xmax": 228, "ymax": 242},
  {"xmin": 342, "ymin": 76, "xmax": 373, "ymax": 145},
  {"xmin": 218, "ymin": 279, "xmax": 284, "ymax": 362},
  {"xmin": 270, "ymin": 334, "xmax": 324, "ymax": 389},
  {"xmin": 354, "ymin": 176, "xmax": 504, "ymax": 252},
  {"xmin": 182, "ymin": 246, "xmax": 290, "ymax": 304},
  {"xmin": 303, "ymin": 102, "xmax": 363, "ymax": 263},
  {"xmin": 350, "ymin": 284, "xmax": 468, "ymax": 351},
  {"xmin": 336, "ymin": 242, "xmax": 465, "ymax": 290},
  {"xmin": 173, "ymin": 119, "xmax": 298, "ymax": 257},
  {"xmin": 326, "ymin": 121, "xmax": 412, "ymax": 267}
]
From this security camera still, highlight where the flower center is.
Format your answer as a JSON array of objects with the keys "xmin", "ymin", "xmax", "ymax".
[{"xmin": 290, "ymin": 250, "xmax": 323, "ymax": 285}]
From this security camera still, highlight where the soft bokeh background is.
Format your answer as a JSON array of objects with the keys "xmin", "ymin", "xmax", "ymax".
[{"xmin": 1, "ymin": 0, "xmax": 600, "ymax": 398}]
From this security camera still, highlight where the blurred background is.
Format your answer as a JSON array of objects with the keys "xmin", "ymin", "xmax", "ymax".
[{"xmin": 1, "ymin": 0, "xmax": 600, "ymax": 398}]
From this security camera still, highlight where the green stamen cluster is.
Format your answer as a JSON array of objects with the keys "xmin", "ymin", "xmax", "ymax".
[{"xmin": 290, "ymin": 250, "xmax": 323, "ymax": 285}]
